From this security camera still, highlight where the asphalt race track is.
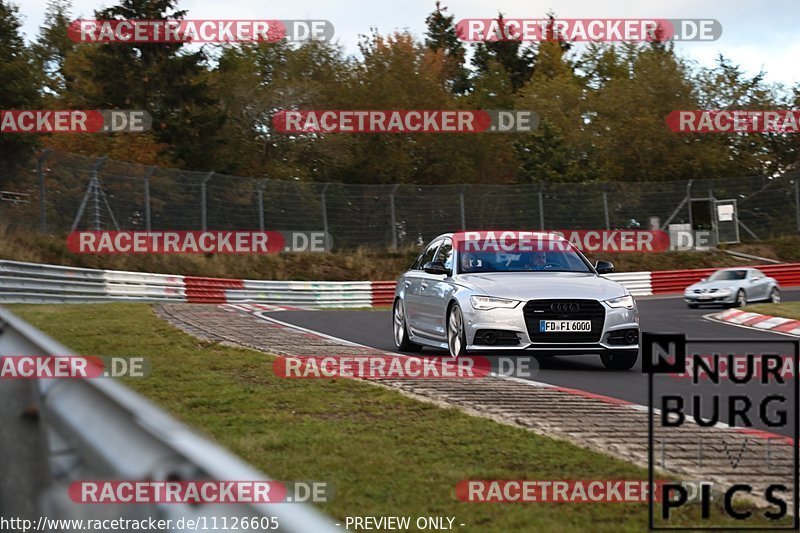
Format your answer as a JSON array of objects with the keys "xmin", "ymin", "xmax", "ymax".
[{"xmin": 266, "ymin": 290, "xmax": 800, "ymax": 437}]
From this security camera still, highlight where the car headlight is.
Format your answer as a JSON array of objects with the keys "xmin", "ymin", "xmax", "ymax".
[
  {"xmin": 605, "ymin": 295, "xmax": 635, "ymax": 309},
  {"xmin": 470, "ymin": 296, "xmax": 520, "ymax": 310},
  {"xmin": 717, "ymin": 288, "xmax": 732, "ymax": 296}
]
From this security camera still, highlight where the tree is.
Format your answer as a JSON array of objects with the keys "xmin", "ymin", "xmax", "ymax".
[
  {"xmin": 424, "ymin": 2, "xmax": 469, "ymax": 94},
  {"xmin": 0, "ymin": 0, "xmax": 41, "ymax": 178},
  {"xmin": 471, "ymin": 14, "xmax": 536, "ymax": 93},
  {"xmin": 63, "ymin": 0, "xmax": 225, "ymax": 170},
  {"xmin": 32, "ymin": 0, "xmax": 75, "ymax": 102}
]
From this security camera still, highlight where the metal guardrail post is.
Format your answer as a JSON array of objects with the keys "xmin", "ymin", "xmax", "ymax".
[
  {"xmin": 257, "ymin": 180, "xmax": 267, "ymax": 232},
  {"xmin": 602, "ymin": 186, "xmax": 610, "ymax": 230},
  {"xmin": 795, "ymin": 178, "xmax": 799, "ymax": 233},
  {"xmin": 459, "ymin": 186, "xmax": 466, "ymax": 230},
  {"xmin": 36, "ymin": 149, "xmax": 51, "ymax": 233},
  {"xmin": 538, "ymin": 184, "xmax": 545, "ymax": 230},
  {"xmin": 144, "ymin": 166, "xmax": 156, "ymax": 231},
  {"xmin": 201, "ymin": 171, "xmax": 214, "ymax": 231},
  {"xmin": 320, "ymin": 184, "xmax": 330, "ymax": 240},
  {"xmin": 91, "ymin": 157, "xmax": 108, "ymax": 231}
]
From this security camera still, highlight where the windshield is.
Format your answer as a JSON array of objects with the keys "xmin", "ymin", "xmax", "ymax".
[
  {"xmin": 458, "ymin": 249, "xmax": 593, "ymax": 274},
  {"xmin": 708, "ymin": 270, "xmax": 747, "ymax": 281}
]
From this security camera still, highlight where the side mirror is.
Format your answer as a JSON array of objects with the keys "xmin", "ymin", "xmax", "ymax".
[
  {"xmin": 423, "ymin": 261, "xmax": 450, "ymax": 276},
  {"xmin": 595, "ymin": 260, "xmax": 614, "ymax": 274}
]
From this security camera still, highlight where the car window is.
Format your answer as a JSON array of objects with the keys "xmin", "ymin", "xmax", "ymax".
[
  {"xmin": 708, "ymin": 270, "xmax": 747, "ymax": 281},
  {"xmin": 435, "ymin": 239, "xmax": 453, "ymax": 271},
  {"xmin": 753, "ymin": 269, "xmax": 766, "ymax": 278},
  {"xmin": 413, "ymin": 240, "xmax": 441, "ymax": 270},
  {"xmin": 458, "ymin": 248, "xmax": 592, "ymax": 273}
]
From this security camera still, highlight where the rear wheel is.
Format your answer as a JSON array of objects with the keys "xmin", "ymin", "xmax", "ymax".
[
  {"xmin": 393, "ymin": 299, "xmax": 421, "ymax": 352},
  {"xmin": 601, "ymin": 351, "xmax": 638, "ymax": 370},
  {"xmin": 447, "ymin": 304, "xmax": 468, "ymax": 358}
]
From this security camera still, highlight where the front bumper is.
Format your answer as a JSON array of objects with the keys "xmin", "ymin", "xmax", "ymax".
[
  {"xmin": 461, "ymin": 300, "xmax": 640, "ymax": 354},
  {"xmin": 684, "ymin": 292, "xmax": 735, "ymax": 304}
]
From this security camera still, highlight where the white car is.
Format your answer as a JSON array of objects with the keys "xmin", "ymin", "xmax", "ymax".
[
  {"xmin": 684, "ymin": 267, "xmax": 780, "ymax": 308},
  {"xmin": 392, "ymin": 233, "xmax": 640, "ymax": 370}
]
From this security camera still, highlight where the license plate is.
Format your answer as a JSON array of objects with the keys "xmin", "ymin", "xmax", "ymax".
[{"xmin": 539, "ymin": 320, "xmax": 592, "ymax": 333}]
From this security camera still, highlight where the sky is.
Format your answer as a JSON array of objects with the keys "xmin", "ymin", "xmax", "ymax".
[{"xmin": 14, "ymin": 0, "xmax": 800, "ymax": 90}]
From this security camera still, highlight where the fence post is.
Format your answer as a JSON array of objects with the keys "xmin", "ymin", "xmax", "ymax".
[
  {"xmin": 389, "ymin": 184, "xmax": 399, "ymax": 251},
  {"xmin": 144, "ymin": 166, "xmax": 155, "ymax": 231},
  {"xmin": 602, "ymin": 187, "xmax": 610, "ymax": 230},
  {"xmin": 201, "ymin": 171, "xmax": 214, "ymax": 231},
  {"xmin": 320, "ymin": 183, "xmax": 330, "ymax": 239},
  {"xmin": 687, "ymin": 180, "xmax": 693, "ymax": 228},
  {"xmin": 538, "ymin": 184, "xmax": 545, "ymax": 230},
  {"xmin": 257, "ymin": 180, "xmax": 266, "ymax": 232},
  {"xmin": 795, "ymin": 178, "xmax": 799, "ymax": 233},
  {"xmin": 91, "ymin": 157, "xmax": 107, "ymax": 231},
  {"xmin": 36, "ymin": 149, "xmax": 51, "ymax": 233},
  {"xmin": 459, "ymin": 186, "xmax": 466, "ymax": 230}
]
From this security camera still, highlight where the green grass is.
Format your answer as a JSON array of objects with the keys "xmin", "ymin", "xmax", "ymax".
[
  {"xmin": 7, "ymin": 303, "xmax": 787, "ymax": 531},
  {"xmin": 743, "ymin": 301, "xmax": 800, "ymax": 321}
]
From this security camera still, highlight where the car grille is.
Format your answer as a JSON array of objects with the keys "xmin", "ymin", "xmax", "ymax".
[{"xmin": 523, "ymin": 299, "xmax": 605, "ymax": 343}]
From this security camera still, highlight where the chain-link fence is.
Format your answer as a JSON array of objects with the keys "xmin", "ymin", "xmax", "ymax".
[{"xmin": 2, "ymin": 150, "xmax": 799, "ymax": 249}]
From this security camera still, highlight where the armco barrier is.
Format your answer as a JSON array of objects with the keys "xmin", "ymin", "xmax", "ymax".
[
  {"xmin": 0, "ymin": 260, "xmax": 374, "ymax": 307},
  {"xmin": 3, "ymin": 259, "xmax": 800, "ymax": 306},
  {"xmin": 0, "ymin": 306, "xmax": 338, "ymax": 531}
]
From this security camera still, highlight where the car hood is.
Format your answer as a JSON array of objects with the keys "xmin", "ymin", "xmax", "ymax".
[
  {"xmin": 456, "ymin": 272, "xmax": 627, "ymax": 301},
  {"xmin": 685, "ymin": 280, "xmax": 740, "ymax": 292}
]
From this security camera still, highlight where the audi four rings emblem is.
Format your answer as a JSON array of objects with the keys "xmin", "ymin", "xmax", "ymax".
[{"xmin": 551, "ymin": 302, "xmax": 579, "ymax": 313}]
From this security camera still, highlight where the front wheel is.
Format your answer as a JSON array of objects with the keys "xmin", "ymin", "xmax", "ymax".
[
  {"xmin": 601, "ymin": 351, "xmax": 638, "ymax": 370},
  {"xmin": 447, "ymin": 304, "xmax": 468, "ymax": 358},
  {"xmin": 769, "ymin": 287, "xmax": 781, "ymax": 304},
  {"xmin": 731, "ymin": 289, "xmax": 747, "ymax": 308},
  {"xmin": 393, "ymin": 299, "xmax": 421, "ymax": 352}
]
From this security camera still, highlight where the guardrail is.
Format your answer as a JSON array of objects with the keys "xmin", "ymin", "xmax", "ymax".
[
  {"xmin": 3, "ymin": 259, "xmax": 800, "ymax": 307},
  {"xmin": 0, "ymin": 260, "xmax": 374, "ymax": 307},
  {"xmin": 0, "ymin": 306, "xmax": 338, "ymax": 532}
]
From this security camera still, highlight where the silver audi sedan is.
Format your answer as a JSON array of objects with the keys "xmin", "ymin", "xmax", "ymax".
[
  {"xmin": 683, "ymin": 267, "xmax": 781, "ymax": 308},
  {"xmin": 392, "ymin": 233, "xmax": 641, "ymax": 370}
]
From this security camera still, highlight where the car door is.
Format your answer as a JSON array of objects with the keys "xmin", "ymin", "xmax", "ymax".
[
  {"xmin": 404, "ymin": 239, "xmax": 441, "ymax": 334},
  {"xmin": 750, "ymin": 269, "xmax": 771, "ymax": 300},
  {"xmin": 416, "ymin": 238, "xmax": 455, "ymax": 341}
]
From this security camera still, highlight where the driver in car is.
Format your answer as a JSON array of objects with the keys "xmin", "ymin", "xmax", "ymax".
[
  {"xmin": 460, "ymin": 252, "xmax": 477, "ymax": 272},
  {"xmin": 527, "ymin": 250, "xmax": 548, "ymax": 270}
]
